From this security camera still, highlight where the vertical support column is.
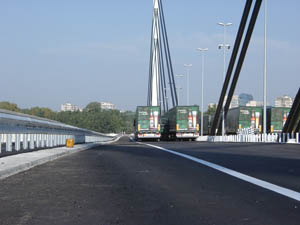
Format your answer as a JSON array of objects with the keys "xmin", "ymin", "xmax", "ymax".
[
  {"xmin": 6, "ymin": 134, "xmax": 12, "ymax": 152},
  {"xmin": 41, "ymin": 134, "xmax": 45, "ymax": 148},
  {"xmin": 0, "ymin": 134, "xmax": 2, "ymax": 154},
  {"xmin": 48, "ymin": 134, "xmax": 53, "ymax": 148},
  {"xmin": 46, "ymin": 134, "xmax": 50, "ymax": 147},
  {"xmin": 36, "ymin": 134, "xmax": 40, "ymax": 148},
  {"xmin": 51, "ymin": 134, "xmax": 54, "ymax": 147},
  {"xmin": 15, "ymin": 134, "xmax": 21, "ymax": 151},
  {"xmin": 55, "ymin": 135, "xmax": 58, "ymax": 147},
  {"xmin": 24, "ymin": 134, "xmax": 28, "ymax": 150},
  {"xmin": 30, "ymin": 134, "xmax": 34, "ymax": 149}
]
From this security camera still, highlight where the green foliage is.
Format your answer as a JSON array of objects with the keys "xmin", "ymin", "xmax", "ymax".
[
  {"xmin": 0, "ymin": 101, "xmax": 135, "ymax": 134},
  {"xmin": 0, "ymin": 102, "xmax": 20, "ymax": 112},
  {"xmin": 84, "ymin": 102, "xmax": 102, "ymax": 112},
  {"xmin": 205, "ymin": 104, "xmax": 217, "ymax": 116}
]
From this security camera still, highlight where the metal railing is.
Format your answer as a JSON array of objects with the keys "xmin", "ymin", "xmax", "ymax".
[
  {"xmin": 206, "ymin": 133, "xmax": 300, "ymax": 144},
  {"xmin": 0, "ymin": 109, "xmax": 114, "ymax": 156}
]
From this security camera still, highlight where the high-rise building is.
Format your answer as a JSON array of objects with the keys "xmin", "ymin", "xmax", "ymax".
[
  {"xmin": 99, "ymin": 102, "xmax": 116, "ymax": 110},
  {"xmin": 61, "ymin": 103, "xmax": 82, "ymax": 112},
  {"xmin": 239, "ymin": 93, "xmax": 253, "ymax": 106},
  {"xmin": 224, "ymin": 95, "xmax": 239, "ymax": 109},
  {"xmin": 246, "ymin": 100, "xmax": 263, "ymax": 107},
  {"xmin": 275, "ymin": 95, "xmax": 293, "ymax": 108}
]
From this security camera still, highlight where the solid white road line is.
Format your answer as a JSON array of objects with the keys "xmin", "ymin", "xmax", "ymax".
[{"xmin": 140, "ymin": 142, "xmax": 300, "ymax": 202}]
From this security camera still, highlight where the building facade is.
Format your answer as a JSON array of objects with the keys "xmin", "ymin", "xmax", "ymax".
[
  {"xmin": 246, "ymin": 100, "xmax": 263, "ymax": 107},
  {"xmin": 61, "ymin": 103, "xmax": 82, "ymax": 112},
  {"xmin": 239, "ymin": 93, "xmax": 253, "ymax": 106},
  {"xmin": 224, "ymin": 95, "xmax": 239, "ymax": 109},
  {"xmin": 99, "ymin": 102, "xmax": 116, "ymax": 110},
  {"xmin": 275, "ymin": 95, "xmax": 293, "ymax": 108}
]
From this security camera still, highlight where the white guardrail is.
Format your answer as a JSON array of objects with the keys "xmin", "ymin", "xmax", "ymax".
[
  {"xmin": 197, "ymin": 133, "xmax": 300, "ymax": 144},
  {"xmin": 0, "ymin": 109, "xmax": 114, "ymax": 155}
]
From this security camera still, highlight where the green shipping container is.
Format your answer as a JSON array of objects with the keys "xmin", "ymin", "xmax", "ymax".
[
  {"xmin": 135, "ymin": 106, "xmax": 161, "ymax": 140},
  {"xmin": 269, "ymin": 107, "xmax": 290, "ymax": 133},
  {"xmin": 164, "ymin": 105, "xmax": 199, "ymax": 139}
]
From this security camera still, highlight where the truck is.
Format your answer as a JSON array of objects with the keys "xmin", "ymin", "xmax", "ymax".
[
  {"xmin": 268, "ymin": 107, "xmax": 290, "ymax": 133},
  {"xmin": 134, "ymin": 106, "xmax": 161, "ymax": 141},
  {"xmin": 226, "ymin": 106, "xmax": 265, "ymax": 134},
  {"xmin": 162, "ymin": 105, "xmax": 199, "ymax": 140}
]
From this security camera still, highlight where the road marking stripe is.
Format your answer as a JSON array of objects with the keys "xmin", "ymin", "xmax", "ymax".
[{"xmin": 140, "ymin": 142, "xmax": 300, "ymax": 202}]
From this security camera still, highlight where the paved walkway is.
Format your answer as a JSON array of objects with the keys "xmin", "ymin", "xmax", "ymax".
[{"xmin": 0, "ymin": 143, "xmax": 99, "ymax": 180}]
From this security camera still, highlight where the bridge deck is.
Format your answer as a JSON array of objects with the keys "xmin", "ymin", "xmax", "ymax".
[{"xmin": 0, "ymin": 137, "xmax": 299, "ymax": 225}]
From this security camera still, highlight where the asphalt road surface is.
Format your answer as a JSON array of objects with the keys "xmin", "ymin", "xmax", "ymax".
[{"xmin": 0, "ymin": 136, "xmax": 300, "ymax": 225}]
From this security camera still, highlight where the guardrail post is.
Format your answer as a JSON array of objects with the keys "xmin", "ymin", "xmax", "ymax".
[
  {"xmin": 296, "ymin": 133, "xmax": 299, "ymax": 143},
  {"xmin": 15, "ymin": 134, "xmax": 21, "ymax": 151},
  {"xmin": 6, "ymin": 134, "xmax": 12, "ymax": 152},
  {"xmin": 55, "ymin": 135, "xmax": 58, "ymax": 146},
  {"xmin": 53, "ymin": 135, "xmax": 56, "ymax": 146},
  {"xmin": 46, "ymin": 134, "xmax": 49, "ymax": 147},
  {"xmin": 36, "ymin": 134, "xmax": 40, "ymax": 148},
  {"xmin": 0, "ymin": 134, "xmax": 2, "ymax": 154},
  {"xmin": 30, "ymin": 134, "xmax": 34, "ymax": 149},
  {"xmin": 39, "ymin": 134, "xmax": 42, "ymax": 148},
  {"xmin": 52, "ymin": 134, "xmax": 55, "ymax": 147},
  {"xmin": 49, "ymin": 135, "xmax": 52, "ymax": 147},
  {"xmin": 23, "ymin": 134, "xmax": 28, "ymax": 150},
  {"xmin": 41, "ymin": 134, "xmax": 45, "ymax": 148}
]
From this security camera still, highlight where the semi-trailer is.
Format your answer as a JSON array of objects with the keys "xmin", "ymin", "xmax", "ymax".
[
  {"xmin": 162, "ymin": 105, "xmax": 199, "ymax": 140},
  {"xmin": 226, "ymin": 106, "xmax": 264, "ymax": 134},
  {"xmin": 134, "ymin": 106, "xmax": 161, "ymax": 141},
  {"xmin": 268, "ymin": 107, "xmax": 290, "ymax": 133},
  {"xmin": 199, "ymin": 106, "xmax": 292, "ymax": 136}
]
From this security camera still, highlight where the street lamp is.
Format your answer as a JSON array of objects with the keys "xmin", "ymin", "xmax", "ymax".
[
  {"xmin": 184, "ymin": 64, "xmax": 192, "ymax": 105},
  {"xmin": 263, "ymin": 0, "xmax": 268, "ymax": 139},
  {"xmin": 218, "ymin": 22, "xmax": 232, "ymax": 140},
  {"xmin": 196, "ymin": 48, "xmax": 208, "ymax": 137},
  {"xmin": 176, "ymin": 74, "xmax": 184, "ymax": 105}
]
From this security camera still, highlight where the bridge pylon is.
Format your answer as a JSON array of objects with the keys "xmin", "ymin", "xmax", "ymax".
[{"xmin": 147, "ymin": 0, "xmax": 178, "ymax": 113}]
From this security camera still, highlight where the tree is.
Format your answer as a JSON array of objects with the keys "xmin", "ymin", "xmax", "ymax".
[
  {"xmin": 0, "ymin": 102, "xmax": 20, "ymax": 112},
  {"xmin": 205, "ymin": 104, "xmax": 217, "ymax": 115},
  {"xmin": 0, "ymin": 101, "xmax": 135, "ymax": 134},
  {"xmin": 84, "ymin": 102, "xmax": 101, "ymax": 112}
]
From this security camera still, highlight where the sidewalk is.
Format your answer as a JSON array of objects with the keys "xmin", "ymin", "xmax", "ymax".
[{"xmin": 0, "ymin": 143, "xmax": 99, "ymax": 180}]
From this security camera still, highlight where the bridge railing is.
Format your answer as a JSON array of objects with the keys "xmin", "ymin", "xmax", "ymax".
[
  {"xmin": 0, "ymin": 109, "xmax": 114, "ymax": 156},
  {"xmin": 205, "ymin": 133, "xmax": 300, "ymax": 144}
]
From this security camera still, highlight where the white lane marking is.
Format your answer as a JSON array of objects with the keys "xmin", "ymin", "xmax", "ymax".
[{"xmin": 139, "ymin": 142, "xmax": 300, "ymax": 202}]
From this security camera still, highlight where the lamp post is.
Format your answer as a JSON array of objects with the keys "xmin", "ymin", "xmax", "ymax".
[
  {"xmin": 263, "ymin": 0, "xmax": 267, "ymax": 139},
  {"xmin": 176, "ymin": 74, "xmax": 184, "ymax": 105},
  {"xmin": 196, "ymin": 48, "xmax": 208, "ymax": 136},
  {"xmin": 184, "ymin": 64, "xmax": 192, "ymax": 105},
  {"xmin": 218, "ymin": 22, "xmax": 232, "ymax": 140}
]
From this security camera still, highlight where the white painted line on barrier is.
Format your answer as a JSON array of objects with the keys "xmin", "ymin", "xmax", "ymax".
[{"xmin": 139, "ymin": 142, "xmax": 300, "ymax": 202}]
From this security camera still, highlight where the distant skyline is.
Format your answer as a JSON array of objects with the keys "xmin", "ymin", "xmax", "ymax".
[{"xmin": 0, "ymin": 0, "xmax": 299, "ymax": 111}]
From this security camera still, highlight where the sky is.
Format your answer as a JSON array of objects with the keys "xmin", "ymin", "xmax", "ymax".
[{"xmin": 0, "ymin": 0, "xmax": 299, "ymax": 111}]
